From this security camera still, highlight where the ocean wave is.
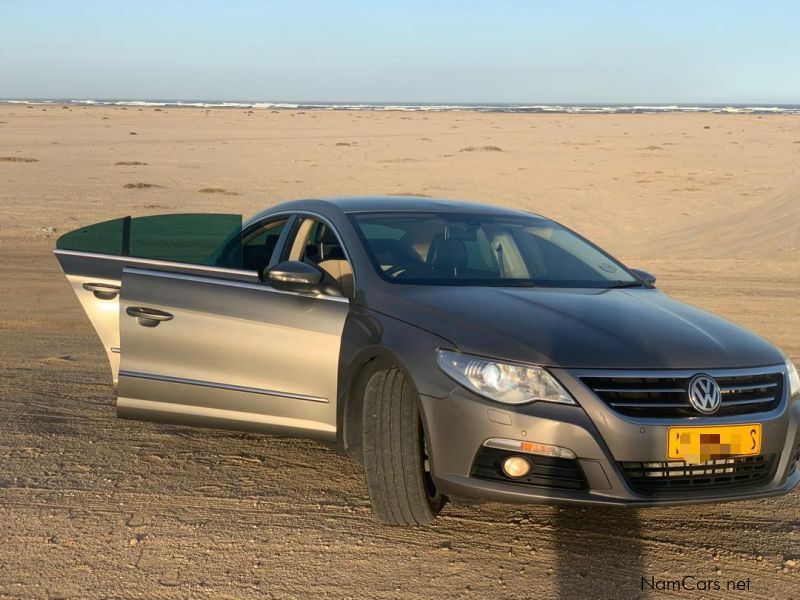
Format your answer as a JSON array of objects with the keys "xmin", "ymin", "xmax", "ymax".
[{"xmin": 3, "ymin": 99, "xmax": 800, "ymax": 114}]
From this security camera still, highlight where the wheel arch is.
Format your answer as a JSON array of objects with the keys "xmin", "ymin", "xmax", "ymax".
[
  {"xmin": 336, "ymin": 310, "xmax": 457, "ymax": 464},
  {"xmin": 338, "ymin": 348, "xmax": 416, "ymax": 465}
]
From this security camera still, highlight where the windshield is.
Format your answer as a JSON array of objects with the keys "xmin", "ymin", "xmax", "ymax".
[{"xmin": 350, "ymin": 212, "xmax": 640, "ymax": 288}]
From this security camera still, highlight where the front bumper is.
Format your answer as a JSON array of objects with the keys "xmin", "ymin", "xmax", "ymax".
[{"xmin": 419, "ymin": 368, "xmax": 800, "ymax": 506}]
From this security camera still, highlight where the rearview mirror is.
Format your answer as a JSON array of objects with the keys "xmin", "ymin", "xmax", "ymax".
[
  {"xmin": 268, "ymin": 261, "xmax": 324, "ymax": 293},
  {"xmin": 630, "ymin": 268, "xmax": 656, "ymax": 286}
]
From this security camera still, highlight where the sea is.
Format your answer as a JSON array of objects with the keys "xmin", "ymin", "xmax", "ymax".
[{"xmin": 3, "ymin": 99, "xmax": 800, "ymax": 114}]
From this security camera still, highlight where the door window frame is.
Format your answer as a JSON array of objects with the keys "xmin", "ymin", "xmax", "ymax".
[
  {"xmin": 58, "ymin": 211, "xmax": 356, "ymax": 297},
  {"xmin": 276, "ymin": 212, "xmax": 357, "ymax": 292},
  {"xmin": 213, "ymin": 214, "xmax": 296, "ymax": 277}
]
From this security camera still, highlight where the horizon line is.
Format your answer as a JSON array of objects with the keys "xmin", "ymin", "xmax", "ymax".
[{"xmin": 2, "ymin": 98, "xmax": 800, "ymax": 107}]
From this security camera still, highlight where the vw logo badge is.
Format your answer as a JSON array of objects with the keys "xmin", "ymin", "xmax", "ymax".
[{"xmin": 688, "ymin": 374, "xmax": 722, "ymax": 414}]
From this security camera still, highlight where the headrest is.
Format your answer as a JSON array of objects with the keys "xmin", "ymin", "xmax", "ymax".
[
  {"xmin": 322, "ymin": 245, "xmax": 346, "ymax": 260},
  {"xmin": 445, "ymin": 225, "xmax": 477, "ymax": 241},
  {"xmin": 426, "ymin": 234, "xmax": 467, "ymax": 270},
  {"xmin": 315, "ymin": 224, "xmax": 340, "ymax": 245}
]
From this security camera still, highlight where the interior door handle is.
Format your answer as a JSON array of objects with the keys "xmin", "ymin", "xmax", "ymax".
[
  {"xmin": 83, "ymin": 282, "xmax": 121, "ymax": 300},
  {"xmin": 126, "ymin": 306, "xmax": 174, "ymax": 327}
]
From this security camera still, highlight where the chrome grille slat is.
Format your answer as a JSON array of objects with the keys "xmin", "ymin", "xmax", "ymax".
[
  {"xmin": 721, "ymin": 396, "xmax": 775, "ymax": 406},
  {"xmin": 581, "ymin": 370, "xmax": 783, "ymax": 418},
  {"xmin": 593, "ymin": 387, "xmax": 684, "ymax": 393},
  {"xmin": 608, "ymin": 402, "xmax": 687, "ymax": 409},
  {"xmin": 721, "ymin": 382, "xmax": 778, "ymax": 392}
]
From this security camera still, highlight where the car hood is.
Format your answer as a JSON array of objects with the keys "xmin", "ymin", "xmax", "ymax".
[{"xmin": 377, "ymin": 286, "xmax": 783, "ymax": 369}]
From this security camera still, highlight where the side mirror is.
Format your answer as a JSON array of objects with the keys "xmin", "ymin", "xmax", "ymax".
[
  {"xmin": 630, "ymin": 268, "xmax": 656, "ymax": 286},
  {"xmin": 267, "ymin": 261, "xmax": 324, "ymax": 293}
]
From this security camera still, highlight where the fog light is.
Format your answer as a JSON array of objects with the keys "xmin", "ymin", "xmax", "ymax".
[{"xmin": 502, "ymin": 455, "xmax": 532, "ymax": 479}]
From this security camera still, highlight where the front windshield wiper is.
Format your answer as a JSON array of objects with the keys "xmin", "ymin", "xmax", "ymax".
[
  {"xmin": 607, "ymin": 280, "xmax": 644, "ymax": 289},
  {"xmin": 501, "ymin": 280, "xmax": 538, "ymax": 287}
]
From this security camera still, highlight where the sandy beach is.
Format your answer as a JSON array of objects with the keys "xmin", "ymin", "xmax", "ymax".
[{"xmin": 1, "ymin": 105, "xmax": 798, "ymax": 598}]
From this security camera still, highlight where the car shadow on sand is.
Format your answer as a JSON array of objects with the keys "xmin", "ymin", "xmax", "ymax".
[{"xmin": 553, "ymin": 506, "xmax": 645, "ymax": 599}]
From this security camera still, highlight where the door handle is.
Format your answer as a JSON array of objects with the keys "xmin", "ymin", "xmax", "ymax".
[
  {"xmin": 83, "ymin": 282, "xmax": 121, "ymax": 300},
  {"xmin": 126, "ymin": 306, "xmax": 174, "ymax": 327}
]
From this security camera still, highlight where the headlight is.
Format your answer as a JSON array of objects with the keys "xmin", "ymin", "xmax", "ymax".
[
  {"xmin": 436, "ymin": 350, "xmax": 575, "ymax": 405},
  {"xmin": 787, "ymin": 358, "xmax": 800, "ymax": 398}
]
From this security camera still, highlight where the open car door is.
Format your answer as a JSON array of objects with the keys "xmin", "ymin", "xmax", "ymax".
[
  {"xmin": 54, "ymin": 213, "xmax": 244, "ymax": 387},
  {"xmin": 55, "ymin": 212, "xmax": 349, "ymax": 440}
]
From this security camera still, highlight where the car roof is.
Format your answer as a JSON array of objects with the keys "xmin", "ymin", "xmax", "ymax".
[
  {"xmin": 325, "ymin": 195, "xmax": 540, "ymax": 216},
  {"xmin": 252, "ymin": 196, "xmax": 542, "ymax": 220}
]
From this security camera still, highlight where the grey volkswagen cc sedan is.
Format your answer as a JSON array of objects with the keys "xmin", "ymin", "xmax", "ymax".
[{"xmin": 55, "ymin": 196, "xmax": 800, "ymax": 525}]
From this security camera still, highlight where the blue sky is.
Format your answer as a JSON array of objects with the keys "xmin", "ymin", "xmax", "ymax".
[{"xmin": 1, "ymin": 0, "xmax": 799, "ymax": 103}]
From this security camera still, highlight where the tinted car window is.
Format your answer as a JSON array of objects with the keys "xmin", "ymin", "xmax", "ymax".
[
  {"xmin": 57, "ymin": 213, "xmax": 243, "ymax": 266},
  {"xmin": 241, "ymin": 219, "xmax": 287, "ymax": 271},
  {"xmin": 55, "ymin": 216, "xmax": 128, "ymax": 256},
  {"xmin": 128, "ymin": 214, "xmax": 242, "ymax": 264},
  {"xmin": 211, "ymin": 217, "xmax": 288, "ymax": 272},
  {"xmin": 350, "ymin": 212, "xmax": 638, "ymax": 288}
]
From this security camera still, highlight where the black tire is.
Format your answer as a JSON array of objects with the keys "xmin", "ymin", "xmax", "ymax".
[{"xmin": 362, "ymin": 368, "xmax": 446, "ymax": 525}]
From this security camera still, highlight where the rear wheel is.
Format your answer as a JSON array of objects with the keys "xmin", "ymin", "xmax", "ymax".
[{"xmin": 362, "ymin": 368, "xmax": 446, "ymax": 525}]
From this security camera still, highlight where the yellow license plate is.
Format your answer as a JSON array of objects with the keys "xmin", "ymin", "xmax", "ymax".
[{"xmin": 667, "ymin": 424, "xmax": 761, "ymax": 464}]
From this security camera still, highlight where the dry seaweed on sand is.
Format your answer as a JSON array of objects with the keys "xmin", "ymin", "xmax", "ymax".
[
  {"xmin": 198, "ymin": 187, "xmax": 240, "ymax": 196},
  {"xmin": 0, "ymin": 156, "xmax": 39, "ymax": 162},
  {"xmin": 459, "ymin": 145, "xmax": 503, "ymax": 152},
  {"xmin": 123, "ymin": 182, "xmax": 164, "ymax": 189}
]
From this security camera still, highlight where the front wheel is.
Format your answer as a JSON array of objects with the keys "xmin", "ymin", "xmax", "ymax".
[{"xmin": 362, "ymin": 368, "xmax": 446, "ymax": 525}]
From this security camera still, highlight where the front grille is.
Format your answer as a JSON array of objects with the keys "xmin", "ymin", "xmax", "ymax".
[
  {"xmin": 621, "ymin": 455, "xmax": 776, "ymax": 496},
  {"xmin": 471, "ymin": 447, "xmax": 587, "ymax": 491},
  {"xmin": 581, "ymin": 371, "xmax": 783, "ymax": 418}
]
